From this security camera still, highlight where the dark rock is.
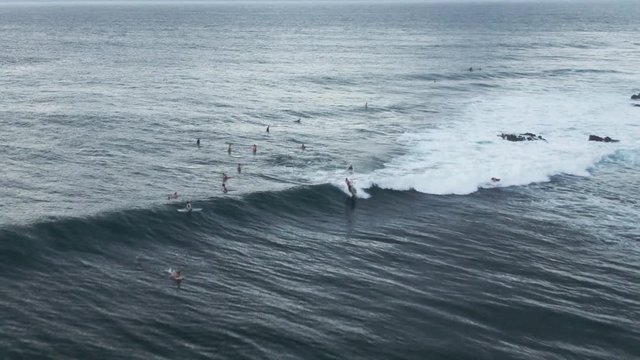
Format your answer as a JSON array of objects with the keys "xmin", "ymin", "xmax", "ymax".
[
  {"xmin": 588, "ymin": 135, "xmax": 619, "ymax": 143},
  {"xmin": 499, "ymin": 132, "xmax": 546, "ymax": 142},
  {"xmin": 631, "ymin": 93, "xmax": 640, "ymax": 100}
]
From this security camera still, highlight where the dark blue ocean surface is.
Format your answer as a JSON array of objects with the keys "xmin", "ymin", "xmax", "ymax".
[{"xmin": 1, "ymin": 1, "xmax": 639, "ymax": 359}]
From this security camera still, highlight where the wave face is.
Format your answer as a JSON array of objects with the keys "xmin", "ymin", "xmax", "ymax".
[{"xmin": 1, "ymin": 2, "xmax": 640, "ymax": 360}]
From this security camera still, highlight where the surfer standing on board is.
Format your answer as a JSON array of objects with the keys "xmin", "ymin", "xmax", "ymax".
[
  {"xmin": 185, "ymin": 201, "xmax": 192, "ymax": 213},
  {"xmin": 345, "ymin": 178, "xmax": 356, "ymax": 197}
]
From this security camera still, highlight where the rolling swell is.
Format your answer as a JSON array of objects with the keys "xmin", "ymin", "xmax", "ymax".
[
  {"xmin": 404, "ymin": 68, "xmax": 622, "ymax": 83},
  {"xmin": 0, "ymin": 184, "xmax": 347, "ymax": 273},
  {"xmin": 2, "ymin": 179, "xmax": 640, "ymax": 359}
]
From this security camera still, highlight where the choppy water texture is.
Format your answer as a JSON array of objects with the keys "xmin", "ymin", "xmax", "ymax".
[{"xmin": 1, "ymin": 1, "xmax": 640, "ymax": 359}]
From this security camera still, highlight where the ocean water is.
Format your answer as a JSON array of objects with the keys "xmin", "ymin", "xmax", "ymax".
[{"xmin": 1, "ymin": 1, "xmax": 640, "ymax": 359}]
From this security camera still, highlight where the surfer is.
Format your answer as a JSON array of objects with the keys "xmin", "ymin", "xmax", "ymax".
[
  {"xmin": 347, "ymin": 164, "xmax": 353, "ymax": 172},
  {"xmin": 345, "ymin": 178, "xmax": 356, "ymax": 197},
  {"xmin": 252, "ymin": 144, "xmax": 257, "ymax": 154},
  {"xmin": 223, "ymin": 173, "xmax": 231, "ymax": 183},
  {"xmin": 197, "ymin": 138, "xmax": 200, "ymax": 146},
  {"xmin": 168, "ymin": 191, "xmax": 178, "ymax": 200},
  {"xmin": 227, "ymin": 144, "xmax": 232, "ymax": 154},
  {"xmin": 222, "ymin": 183, "xmax": 228, "ymax": 193},
  {"xmin": 301, "ymin": 144, "xmax": 306, "ymax": 150},
  {"xmin": 170, "ymin": 270, "xmax": 183, "ymax": 288},
  {"xmin": 185, "ymin": 201, "xmax": 192, "ymax": 213},
  {"xmin": 237, "ymin": 163, "xmax": 241, "ymax": 173},
  {"xmin": 266, "ymin": 125, "xmax": 270, "ymax": 133},
  {"xmin": 491, "ymin": 177, "xmax": 501, "ymax": 182},
  {"xmin": 294, "ymin": 118, "xmax": 301, "ymax": 123}
]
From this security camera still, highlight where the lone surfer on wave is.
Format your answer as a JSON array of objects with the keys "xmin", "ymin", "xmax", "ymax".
[
  {"xmin": 185, "ymin": 201, "xmax": 192, "ymax": 213},
  {"xmin": 345, "ymin": 178, "xmax": 356, "ymax": 197}
]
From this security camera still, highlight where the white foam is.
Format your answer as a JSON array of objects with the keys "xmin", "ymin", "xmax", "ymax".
[{"xmin": 346, "ymin": 90, "xmax": 639, "ymax": 196}]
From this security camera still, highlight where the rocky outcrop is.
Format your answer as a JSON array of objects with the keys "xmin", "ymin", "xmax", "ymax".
[
  {"xmin": 499, "ymin": 132, "xmax": 546, "ymax": 142},
  {"xmin": 588, "ymin": 135, "xmax": 619, "ymax": 143}
]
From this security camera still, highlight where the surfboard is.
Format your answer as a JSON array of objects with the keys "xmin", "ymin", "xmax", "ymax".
[{"xmin": 177, "ymin": 208, "xmax": 202, "ymax": 213}]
